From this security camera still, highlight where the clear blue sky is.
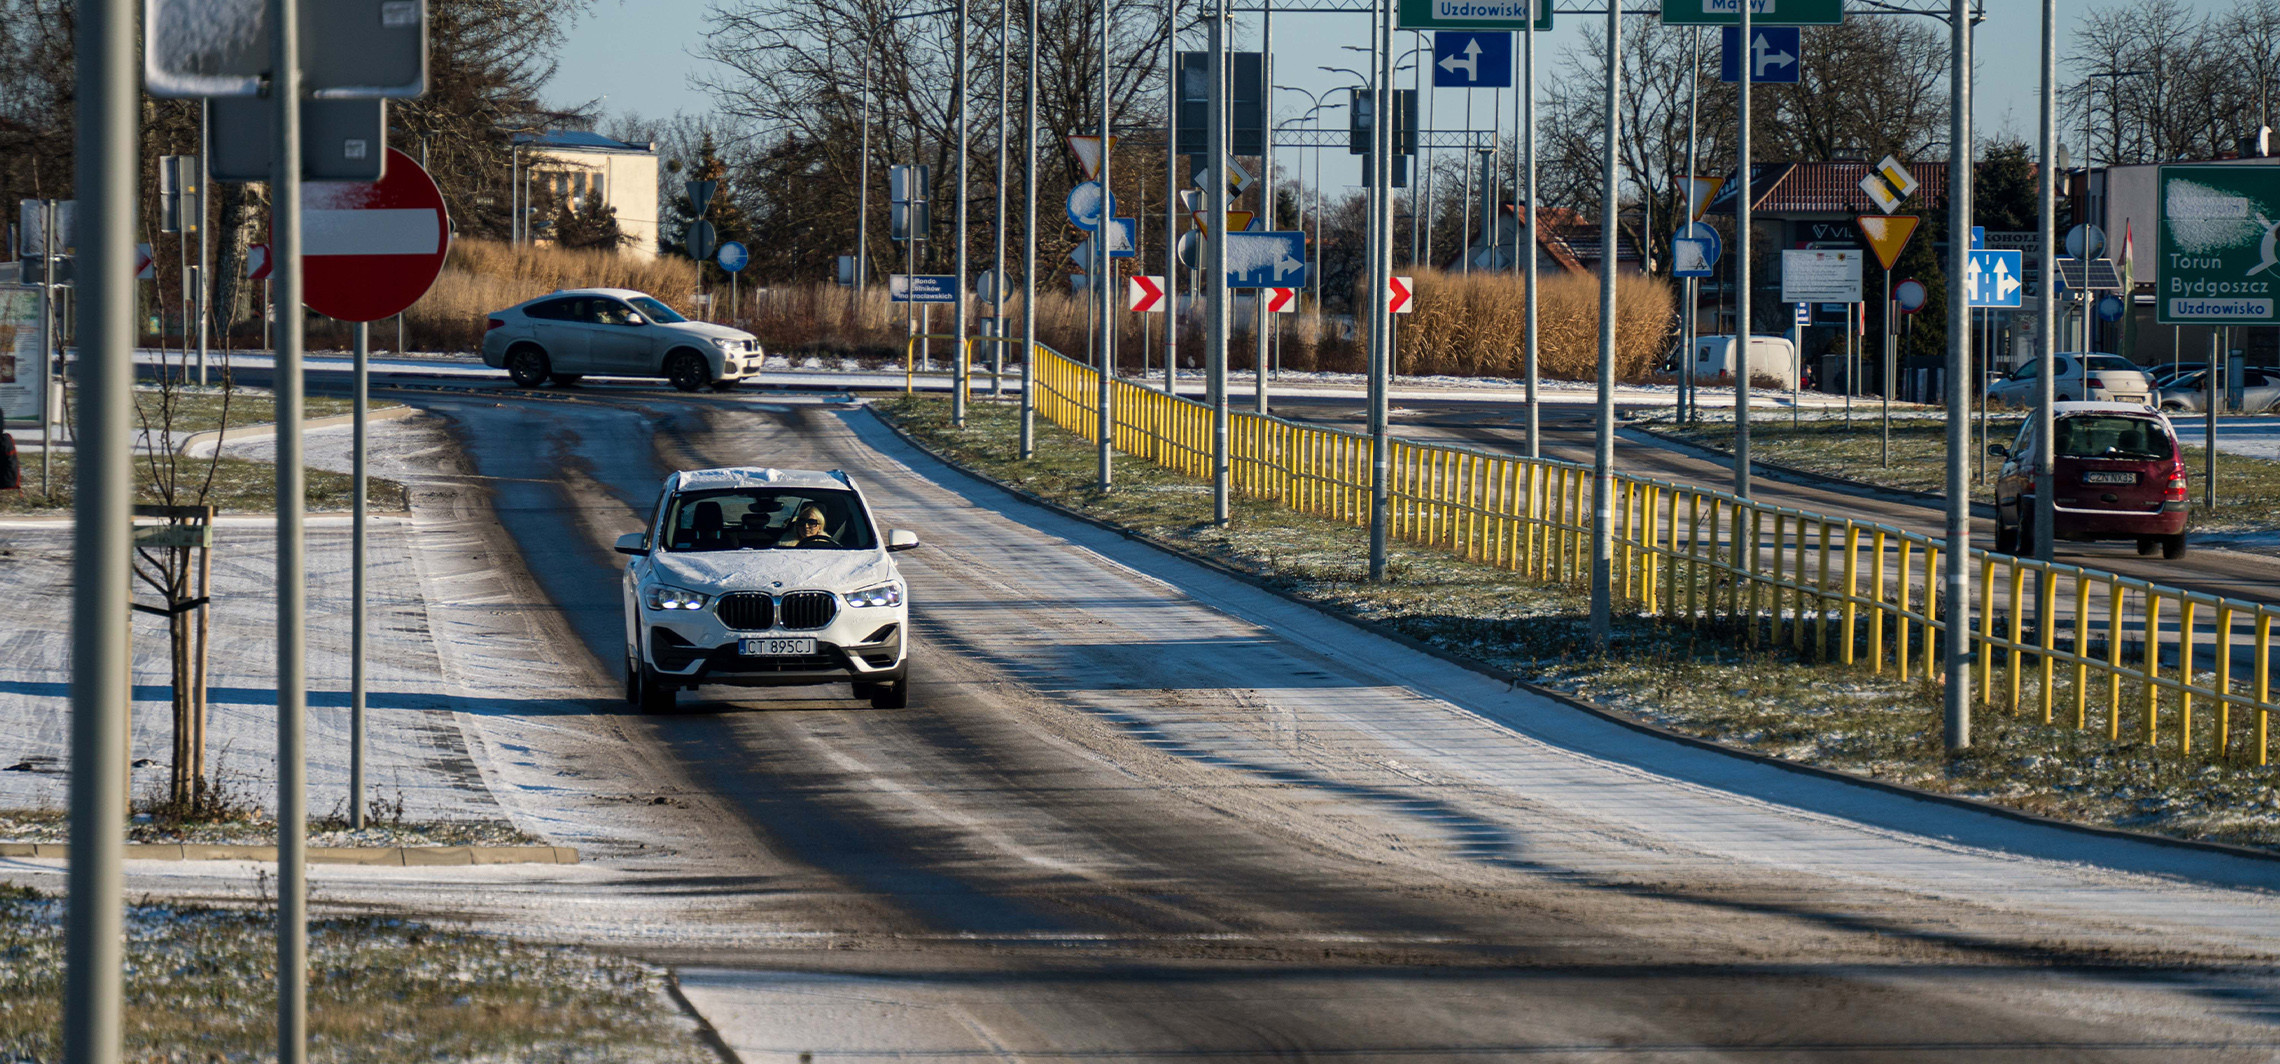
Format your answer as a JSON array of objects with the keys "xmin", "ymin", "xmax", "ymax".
[{"xmin": 548, "ymin": 0, "xmax": 2223, "ymax": 171}]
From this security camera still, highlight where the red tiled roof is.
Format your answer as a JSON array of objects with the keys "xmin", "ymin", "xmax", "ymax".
[{"xmin": 1707, "ymin": 161, "xmax": 1953, "ymax": 216}]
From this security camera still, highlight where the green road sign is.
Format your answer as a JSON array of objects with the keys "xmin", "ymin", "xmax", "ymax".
[
  {"xmin": 1660, "ymin": 0, "xmax": 1843, "ymax": 26},
  {"xmin": 1397, "ymin": 0, "xmax": 1551, "ymax": 32},
  {"xmin": 2157, "ymin": 164, "xmax": 2280, "ymax": 326}
]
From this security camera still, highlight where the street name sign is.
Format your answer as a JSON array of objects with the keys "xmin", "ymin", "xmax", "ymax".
[
  {"xmin": 1780, "ymin": 249, "xmax": 1861, "ymax": 303},
  {"xmin": 1965, "ymin": 249, "xmax": 2025, "ymax": 308},
  {"xmin": 1660, "ymin": 0, "xmax": 1843, "ymax": 26},
  {"xmin": 1398, "ymin": 0, "xmax": 1550, "ymax": 32},
  {"xmin": 1432, "ymin": 32, "xmax": 1512, "ymax": 88},
  {"xmin": 889, "ymin": 275, "xmax": 960, "ymax": 303},
  {"xmin": 1719, "ymin": 27, "xmax": 1799, "ymax": 83},
  {"xmin": 1224, "ymin": 232, "xmax": 1310, "ymax": 289}
]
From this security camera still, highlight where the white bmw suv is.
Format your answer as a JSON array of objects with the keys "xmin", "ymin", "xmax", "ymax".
[
  {"xmin": 617, "ymin": 467, "xmax": 918, "ymax": 711},
  {"xmin": 481, "ymin": 288, "xmax": 764, "ymax": 391}
]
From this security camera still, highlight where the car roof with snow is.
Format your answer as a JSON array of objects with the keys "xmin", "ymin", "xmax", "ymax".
[
  {"xmin": 669, "ymin": 467, "xmax": 854, "ymax": 493},
  {"xmin": 2051, "ymin": 400, "xmax": 2166, "ymax": 420},
  {"xmin": 521, "ymin": 287, "xmax": 652, "ymax": 304}
]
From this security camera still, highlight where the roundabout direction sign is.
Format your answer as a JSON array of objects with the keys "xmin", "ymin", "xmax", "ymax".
[{"xmin": 1066, "ymin": 180, "xmax": 1114, "ymax": 231}]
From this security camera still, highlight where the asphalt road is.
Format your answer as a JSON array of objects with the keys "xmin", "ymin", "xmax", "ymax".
[{"xmin": 351, "ymin": 381, "xmax": 2280, "ymax": 1060}]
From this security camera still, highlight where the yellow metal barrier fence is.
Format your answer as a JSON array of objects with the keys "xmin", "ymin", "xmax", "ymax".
[{"xmin": 1014, "ymin": 342, "xmax": 2277, "ymax": 768}]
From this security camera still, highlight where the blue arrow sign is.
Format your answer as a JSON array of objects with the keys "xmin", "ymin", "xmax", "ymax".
[
  {"xmin": 715, "ymin": 241, "xmax": 748, "ymax": 274},
  {"xmin": 1432, "ymin": 31, "xmax": 1512, "ymax": 88},
  {"xmin": 1966, "ymin": 249, "xmax": 2025, "ymax": 308},
  {"xmin": 1670, "ymin": 221, "xmax": 1721, "ymax": 277},
  {"xmin": 889, "ymin": 274, "xmax": 961, "ymax": 303},
  {"xmin": 1066, "ymin": 180, "xmax": 1114, "ymax": 231},
  {"xmin": 1719, "ymin": 26, "xmax": 1800, "ymax": 83},
  {"xmin": 1225, "ymin": 231, "xmax": 1310, "ymax": 289}
]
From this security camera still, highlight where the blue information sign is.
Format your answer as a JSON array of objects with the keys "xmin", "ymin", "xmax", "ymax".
[
  {"xmin": 1719, "ymin": 26, "xmax": 1800, "ymax": 83},
  {"xmin": 1431, "ymin": 32, "xmax": 1512, "ymax": 88},
  {"xmin": 1224, "ymin": 231, "xmax": 1310, "ymax": 289},
  {"xmin": 1966, "ymin": 250, "xmax": 2025, "ymax": 308},
  {"xmin": 889, "ymin": 274, "xmax": 961, "ymax": 303}
]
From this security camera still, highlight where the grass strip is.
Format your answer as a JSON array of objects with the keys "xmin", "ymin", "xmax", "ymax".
[
  {"xmin": 0, "ymin": 452, "xmax": 407, "ymax": 515},
  {"xmin": 0, "ymin": 886, "xmax": 709, "ymax": 1062},
  {"xmin": 878, "ymin": 393, "xmax": 2280, "ymax": 853},
  {"xmin": 1650, "ymin": 414, "xmax": 2280, "ymax": 534}
]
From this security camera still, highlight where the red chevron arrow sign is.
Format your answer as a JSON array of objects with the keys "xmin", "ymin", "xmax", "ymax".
[
  {"xmin": 1127, "ymin": 274, "xmax": 1166, "ymax": 313},
  {"xmin": 1264, "ymin": 287, "xmax": 1297, "ymax": 313},
  {"xmin": 1386, "ymin": 275, "xmax": 1414, "ymax": 314}
]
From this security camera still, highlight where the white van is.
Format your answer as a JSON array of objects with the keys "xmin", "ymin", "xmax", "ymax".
[{"xmin": 1690, "ymin": 335, "xmax": 1799, "ymax": 390}]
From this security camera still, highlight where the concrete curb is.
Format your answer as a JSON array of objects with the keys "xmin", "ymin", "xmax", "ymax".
[
  {"xmin": 178, "ymin": 402, "xmax": 418, "ymax": 457},
  {"xmin": 867, "ymin": 402, "xmax": 2280, "ymax": 870},
  {"xmin": 0, "ymin": 842, "xmax": 578, "ymax": 865}
]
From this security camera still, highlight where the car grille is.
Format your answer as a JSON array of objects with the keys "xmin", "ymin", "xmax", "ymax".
[
  {"xmin": 715, "ymin": 592, "xmax": 774, "ymax": 631},
  {"xmin": 779, "ymin": 590, "xmax": 838, "ymax": 630}
]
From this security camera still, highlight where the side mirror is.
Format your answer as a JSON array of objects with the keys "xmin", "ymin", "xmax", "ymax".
[
  {"xmin": 624, "ymin": 314, "xmax": 647, "ymax": 326},
  {"xmin": 613, "ymin": 532, "xmax": 649, "ymax": 556},
  {"xmin": 885, "ymin": 529, "xmax": 920, "ymax": 552},
  {"xmin": 1987, "ymin": 443, "xmax": 2010, "ymax": 460}
]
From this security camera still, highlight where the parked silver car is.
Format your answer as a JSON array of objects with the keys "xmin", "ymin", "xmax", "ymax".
[
  {"xmin": 481, "ymin": 288, "xmax": 764, "ymax": 391},
  {"xmin": 2157, "ymin": 367, "xmax": 2280, "ymax": 413},
  {"xmin": 1986, "ymin": 353, "xmax": 2155, "ymax": 408}
]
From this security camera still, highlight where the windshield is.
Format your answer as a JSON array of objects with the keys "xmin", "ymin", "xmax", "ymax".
[
  {"xmin": 2084, "ymin": 355, "xmax": 2142, "ymax": 375},
  {"xmin": 659, "ymin": 488, "xmax": 876, "ymax": 552},
  {"xmin": 628, "ymin": 296, "xmax": 689, "ymax": 324},
  {"xmin": 2053, "ymin": 416, "xmax": 2172, "ymax": 461}
]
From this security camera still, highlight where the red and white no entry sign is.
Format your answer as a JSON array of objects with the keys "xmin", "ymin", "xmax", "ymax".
[
  {"xmin": 274, "ymin": 148, "xmax": 451, "ymax": 322},
  {"xmin": 1127, "ymin": 275, "xmax": 1166, "ymax": 313}
]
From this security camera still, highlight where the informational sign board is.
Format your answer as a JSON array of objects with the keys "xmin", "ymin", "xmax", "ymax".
[
  {"xmin": 1965, "ymin": 249, "xmax": 2025, "ymax": 308},
  {"xmin": 889, "ymin": 274, "xmax": 960, "ymax": 303},
  {"xmin": 1432, "ymin": 32, "xmax": 1512, "ymax": 88},
  {"xmin": 1399, "ymin": 0, "xmax": 1550, "ymax": 31},
  {"xmin": 1174, "ymin": 52, "xmax": 1266, "ymax": 156},
  {"xmin": 1224, "ymin": 231, "xmax": 1310, "ymax": 289},
  {"xmin": 1719, "ymin": 26, "xmax": 1800, "ymax": 83},
  {"xmin": 1659, "ymin": 0, "xmax": 1844, "ymax": 26},
  {"xmin": 2156, "ymin": 163, "xmax": 2280, "ymax": 325},
  {"xmin": 1780, "ymin": 248, "xmax": 1861, "ymax": 303},
  {"xmin": 0, "ymin": 286, "xmax": 44, "ymax": 421}
]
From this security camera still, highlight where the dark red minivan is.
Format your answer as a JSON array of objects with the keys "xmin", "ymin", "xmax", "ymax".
[{"xmin": 1991, "ymin": 402, "xmax": 2190, "ymax": 558}]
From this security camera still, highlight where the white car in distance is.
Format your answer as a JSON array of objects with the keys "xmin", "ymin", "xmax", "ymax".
[
  {"xmin": 1986, "ymin": 352, "xmax": 2156, "ymax": 408},
  {"xmin": 481, "ymin": 287, "xmax": 764, "ymax": 391},
  {"xmin": 619, "ymin": 468, "xmax": 918, "ymax": 712}
]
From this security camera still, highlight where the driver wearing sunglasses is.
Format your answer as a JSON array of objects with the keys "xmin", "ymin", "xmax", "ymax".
[{"xmin": 789, "ymin": 503, "xmax": 836, "ymax": 547}]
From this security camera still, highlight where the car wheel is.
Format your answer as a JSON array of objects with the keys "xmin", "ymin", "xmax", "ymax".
[
  {"xmin": 868, "ymin": 678, "xmax": 908, "ymax": 710},
  {"xmin": 1993, "ymin": 518, "xmax": 2018, "ymax": 555},
  {"xmin": 2161, "ymin": 533, "xmax": 2188, "ymax": 560},
  {"xmin": 665, "ymin": 351, "xmax": 711, "ymax": 392},
  {"xmin": 506, "ymin": 345, "xmax": 551, "ymax": 387},
  {"xmin": 2136, "ymin": 536, "xmax": 2159, "ymax": 556},
  {"xmin": 551, "ymin": 373, "xmax": 583, "ymax": 386},
  {"xmin": 627, "ymin": 651, "xmax": 676, "ymax": 714}
]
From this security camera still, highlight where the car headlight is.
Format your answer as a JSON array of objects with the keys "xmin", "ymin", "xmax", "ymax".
[
  {"xmin": 843, "ymin": 582, "xmax": 903, "ymax": 608},
  {"xmin": 645, "ymin": 584, "xmax": 711, "ymax": 611},
  {"xmin": 710, "ymin": 337, "xmax": 746, "ymax": 353}
]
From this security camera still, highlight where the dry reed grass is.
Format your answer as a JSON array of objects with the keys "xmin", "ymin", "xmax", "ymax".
[{"xmin": 1399, "ymin": 269, "xmax": 1676, "ymax": 382}]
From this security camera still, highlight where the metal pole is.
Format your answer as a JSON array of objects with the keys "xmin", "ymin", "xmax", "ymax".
[
  {"xmin": 1943, "ymin": 0, "xmax": 1974, "ymax": 750},
  {"xmin": 2033, "ymin": 0, "xmax": 2056, "ymax": 561},
  {"xmin": 198, "ymin": 102, "xmax": 211, "ymax": 387},
  {"xmin": 1367, "ymin": 0, "xmax": 1393, "ymax": 578},
  {"xmin": 268, "ymin": 0, "xmax": 311, "ymax": 1052},
  {"xmin": 1021, "ymin": 0, "xmax": 1039, "ymax": 458},
  {"xmin": 1884, "ymin": 278, "xmax": 1893, "ymax": 465},
  {"xmin": 1207, "ymin": 0, "xmax": 1230, "ymax": 524},
  {"xmin": 350, "ymin": 321, "xmax": 368, "ymax": 831},
  {"xmin": 1588, "ymin": 0, "xmax": 1619, "ymax": 644},
  {"xmin": 857, "ymin": 37, "xmax": 873, "ymax": 293},
  {"xmin": 953, "ymin": 0, "xmax": 971, "ymax": 427},
  {"xmin": 1734, "ymin": 0, "xmax": 1753, "ymax": 499},
  {"xmin": 2207, "ymin": 332, "xmax": 2219, "ymax": 509},
  {"xmin": 993, "ymin": 0, "xmax": 1010, "ymax": 395},
  {"xmin": 1682, "ymin": 27, "xmax": 1699, "ymax": 424},
  {"xmin": 1165, "ymin": 0, "xmax": 1180, "ymax": 396},
  {"xmin": 64, "ymin": 0, "xmax": 132, "ymax": 1055},
  {"xmin": 1522, "ymin": 11, "xmax": 1538, "ymax": 458},
  {"xmin": 1257, "ymin": 0, "xmax": 1273, "ymax": 414},
  {"xmin": 510, "ymin": 143, "xmax": 520, "ymax": 246},
  {"xmin": 39, "ymin": 201, "xmax": 54, "ymax": 497},
  {"xmin": 1097, "ymin": 0, "xmax": 1115, "ymax": 489}
]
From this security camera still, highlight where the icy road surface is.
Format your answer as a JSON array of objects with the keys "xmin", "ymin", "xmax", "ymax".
[{"xmin": 5, "ymin": 388, "xmax": 2279, "ymax": 1061}]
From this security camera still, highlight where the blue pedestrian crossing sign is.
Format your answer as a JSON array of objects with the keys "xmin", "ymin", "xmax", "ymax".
[
  {"xmin": 1719, "ymin": 26, "xmax": 1799, "ymax": 84},
  {"xmin": 1432, "ymin": 32, "xmax": 1512, "ymax": 88},
  {"xmin": 1670, "ymin": 221, "xmax": 1721, "ymax": 278},
  {"xmin": 1966, "ymin": 249, "xmax": 2025, "ymax": 308},
  {"xmin": 1224, "ymin": 231, "xmax": 1310, "ymax": 289}
]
